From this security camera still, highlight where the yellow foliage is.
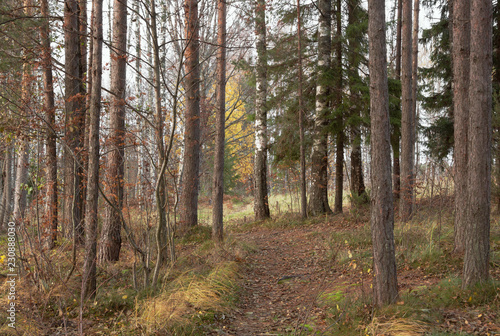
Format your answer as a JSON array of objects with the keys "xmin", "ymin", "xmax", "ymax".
[{"xmin": 224, "ymin": 77, "xmax": 254, "ymax": 183}]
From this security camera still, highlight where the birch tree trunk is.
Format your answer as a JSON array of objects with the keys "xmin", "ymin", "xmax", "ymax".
[
  {"xmin": 297, "ymin": 0, "xmax": 307, "ymax": 219},
  {"xmin": 13, "ymin": 13, "xmax": 31, "ymax": 223},
  {"xmin": 0, "ymin": 147, "xmax": 12, "ymax": 227},
  {"xmin": 12, "ymin": 141, "xmax": 28, "ymax": 223},
  {"xmin": 368, "ymin": 0, "xmax": 398, "ymax": 306},
  {"xmin": 309, "ymin": 0, "xmax": 333, "ymax": 216},
  {"xmin": 253, "ymin": 0, "xmax": 271, "ymax": 220}
]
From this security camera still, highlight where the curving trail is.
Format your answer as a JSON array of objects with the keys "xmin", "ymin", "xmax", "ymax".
[{"xmin": 216, "ymin": 222, "xmax": 341, "ymax": 335}]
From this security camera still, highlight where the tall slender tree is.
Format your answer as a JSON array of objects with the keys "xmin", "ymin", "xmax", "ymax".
[
  {"xmin": 368, "ymin": 0, "xmax": 399, "ymax": 306},
  {"xmin": 412, "ymin": 0, "xmax": 419, "ymax": 163},
  {"xmin": 393, "ymin": 0, "xmax": 402, "ymax": 199},
  {"xmin": 40, "ymin": 0, "xmax": 58, "ymax": 248},
  {"xmin": 412, "ymin": 0, "xmax": 420, "ymax": 175},
  {"xmin": 13, "ymin": 0, "xmax": 32, "ymax": 224},
  {"xmin": 452, "ymin": 0, "xmax": 470, "ymax": 254},
  {"xmin": 333, "ymin": 0, "xmax": 344, "ymax": 214},
  {"xmin": 179, "ymin": 0, "xmax": 202, "ymax": 230},
  {"xmin": 400, "ymin": 0, "xmax": 414, "ymax": 222},
  {"xmin": 12, "ymin": 140, "xmax": 28, "ymax": 223},
  {"xmin": 347, "ymin": 0, "xmax": 367, "ymax": 202},
  {"xmin": 82, "ymin": 0, "xmax": 103, "ymax": 300},
  {"xmin": 99, "ymin": 0, "xmax": 127, "ymax": 263},
  {"xmin": 0, "ymin": 147, "xmax": 12, "ymax": 227},
  {"xmin": 309, "ymin": 0, "xmax": 333, "ymax": 216},
  {"xmin": 297, "ymin": 0, "xmax": 307, "ymax": 219},
  {"xmin": 253, "ymin": 0, "xmax": 271, "ymax": 220},
  {"xmin": 212, "ymin": 0, "xmax": 226, "ymax": 242},
  {"xmin": 463, "ymin": 0, "xmax": 492, "ymax": 288},
  {"xmin": 64, "ymin": 0, "xmax": 85, "ymax": 243}
]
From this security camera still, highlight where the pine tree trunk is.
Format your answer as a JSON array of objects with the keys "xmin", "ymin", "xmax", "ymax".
[
  {"xmin": 297, "ymin": 0, "xmax": 307, "ymax": 219},
  {"xmin": 400, "ymin": 0, "xmax": 414, "ymax": 222},
  {"xmin": 64, "ymin": 0, "xmax": 85, "ymax": 244},
  {"xmin": 40, "ymin": 0, "xmax": 58, "ymax": 249},
  {"xmin": 393, "ymin": 0, "xmax": 402, "ymax": 199},
  {"xmin": 452, "ymin": 0, "xmax": 469, "ymax": 254},
  {"xmin": 212, "ymin": 0, "xmax": 226, "ymax": 242},
  {"xmin": 368, "ymin": 0, "xmax": 399, "ymax": 306},
  {"xmin": 411, "ymin": 0, "xmax": 419, "ymax": 173},
  {"xmin": 98, "ymin": 0, "xmax": 127, "ymax": 263},
  {"xmin": 179, "ymin": 0, "xmax": 201, "ymax": 230},
  {"xmin": 82, "ymin": 0, "xmax": 103, "ymax": 300},
  {"xmin": 333, "ymin": 0, "xmax": 344, "ymax": 214},
  {"xmin": 79, "ymin": 0, "xmax": 88, "ymax": 223},
  {"xmin": 334, "ymin": 133, "xmax": 344, "ymax": 213},
  {"xmin": 463, "ymin": 0, "xmax": 492, "ymax": 289},
  {"xmin": 253, "ymin": 0, "xmax": 271, "ymax": 221},
  {"xmin": 309, "ymin": 0, "xmax": 332, "ymax": 216}
]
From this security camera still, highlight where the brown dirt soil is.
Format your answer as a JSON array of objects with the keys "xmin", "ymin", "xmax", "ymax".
[
  {"xmin": 209, "ymin": 212, "xmax": 500, "ymax": 335},
  {"xmin": 212, "ymin": 217, "xmax": 366, "ymax": 335}
]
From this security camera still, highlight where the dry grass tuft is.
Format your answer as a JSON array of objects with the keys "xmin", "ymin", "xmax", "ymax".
[
  {"xmin": 139, "ymin": 261, "xmax": 239, "ymax": 333},
  {"xmin": 366, "ymin": 317, "xmax": 430, "ymax": 336}
]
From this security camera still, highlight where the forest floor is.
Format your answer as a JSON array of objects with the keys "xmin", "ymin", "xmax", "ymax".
[
  {"xmin": 1, "ymin": 195, "xmax": 500, "ymax": 335},
  {"xmin": 208, "ymin": 198, "xmax": 500, "ymax": 335}
]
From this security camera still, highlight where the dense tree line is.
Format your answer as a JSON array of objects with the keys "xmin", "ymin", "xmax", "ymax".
[{"xmin": 0, "ymin": 0, "xmax": 495, "ymax": 320}]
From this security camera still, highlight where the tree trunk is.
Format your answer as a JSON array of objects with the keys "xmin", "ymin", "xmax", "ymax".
[
  {"xmin": 98, "ymin": 0, "xmax": 127, "ymax": 263},
  {"xmin": 12, "ymin": 141, "xmax": 28, "ymax": 223},
  {"xmin": 296, "ymin": 0, "xmax": 307, "ymax": 219},
  {"xmin": 148, "ymin": 0, "xmax": 170, "ymax": 268},
  {"xmin": 412, "ymin": 0, "xmax": 419, "ymax": 183},
  {"xmin": 368, "ymin": 0, "xmax": 399, "ymax": 306},
  {"xmin": 334, "ymin": 134, "xmax": 344, "ymax": 213},
  {"xmin": 463, "ymin": 0, "xmax": 492, "ymax": 289},
  {"xmin": 253, "ymin": 0, "xmax": 271, "ymax": 221},
  {"xmin": 400, "ymin": 0, "xmax": 414, "ymax": 222},
  {"xmin": 64, "ymin": 0, "xmax": 85, "ymax": 244},
  {"xmin": 212, "ymin": 0, "xmax": 226, "ymax": 242},
  {"xmin": 40, "ymin": 0, "xmax": 58, "ymax": 249},
  {"xmin": 179, "ymin": 0, "xmax": 201, "ymax": 230},
  {"xmin": 393, "ymin": 0, "xmax": 402, "ymax": 199},
  {"xmin": 13, "ymin": 19, "xmax": 31, "ymax": 224},
  {"xmin": 333, "ymin": 0, "xmax": 344, "ymax": 214},
  {"xmin": 309, "ymin": 0, "xmax": 333, "ymax": 216},
  {"xmin": 347, "ymin": 0, "xmax": 367, "ymax": 203},
  {"xmin": 79, "ymin": 0, "xmax": 88, "ymax": 223},
  {"xmin": 452, "ymin": 0, "xmax": 470, "ymax": 254},
  {"xmin": 0, "ymin": 147, "xmax": 12, "ymax": 227},
  {"xmin": 82, "ymin": 0, "xmax": 103, "ymax": 300}
]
